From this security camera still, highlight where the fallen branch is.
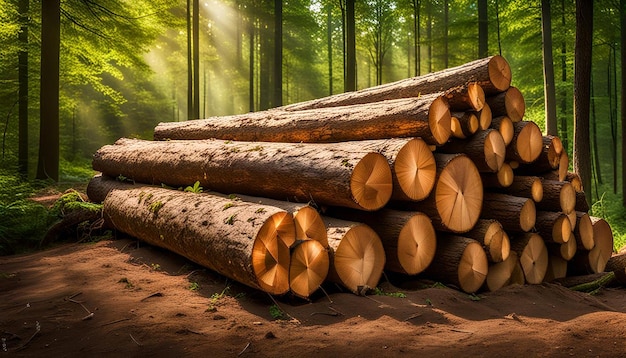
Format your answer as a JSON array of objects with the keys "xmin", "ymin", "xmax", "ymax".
[
  {"xmin": 238, "ymin": 342, "xmax": 251, "ymax": 356},
  {"xmin": 140, "ymin": 292, "xmax": 163, "ymax": 302},
  {"xmin": 100, "ymin": 318, "xmax": 131, "ymax": 327}
]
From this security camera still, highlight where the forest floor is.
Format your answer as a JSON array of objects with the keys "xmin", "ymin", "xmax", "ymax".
[{"xmin": 2, "ymin": 194, "xmax": 626, "ymax": 357}]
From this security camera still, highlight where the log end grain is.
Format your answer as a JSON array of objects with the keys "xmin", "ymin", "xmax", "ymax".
[
  {"xmin": 467, "ymin": 83, "xmax": 486, "ymax": 112},
  {"xmin": 488, "ymin": 229, "xmax": 511, "ymax": 263},
  {"xmin": 558, "ymin": 152, "xmax": 569, "ymax": 182},
  {"xmin": 544, "ymin": 255, "xmax": 568, "ymax": 282},
  {"xmin": 559, "ymin": 182, "xmax": 576, "ymax": 214},
  {"xmin": 531, "ymin": 177, "xmax": 544, "ymax": 203},
  {"xmin": 294, "ymin": 206, "xmax": 328, "ymax": 248},
  {"xmin": 485, "ymin": 250, "xmax": 518, "ymax": 291},
  {"xmin": 458, "ymin": 241, "xmax": 489, "ymax": 293},
  {"xmin": 394, "ymin": 138, "xmax": 437, "ymax": 201},
  {"xmin": 514, "ymin": 121, "xmax": 543, "ymax": 164},
  {"xmin": 289, "ymin": 240, "xmax": 330, "ymax": 299},
  {"xmin": 497, "ymin": 162, "xmax": 514, "ymax": 187},
  {"xmin": 520, "ymin": 198, "xmax": 537, "ymax": 232},
  {"xmin": 552, "ymin": 213, "xmax": 573, "ymax": 244},
  {"xmin": 428, "ymin": 96, "xmax": 453, "ymax": 145},
  {"xmin": 350, "ymin": 152, "xmax": 393, "ymax": 211},
  {"xmin": 559, "ymin": 232, "xmax": 577, "ymax": 261},
  {"xmin": 494, "ymin": 116, "xmax": 514, "ymax": 146},
  {"xmin": 576, "ymin": 212, "xmax": 595, "ymax": 250},
  {"xmin": 488, "ymin": 55, "xmax": 513, "ymax": 93},
  {"xmin": 397, "ymin": 212, "xmax": 437, "ymax": 275},
  {"xmin": 478, "ymin": 103, "xmax": 492, "ymax": 131},
  {"xmin": 484, "ymin": 129, "xmax": 506, "ymax": 172},
  {"xmin": 588, "ymin": 218, "xmax": 614, "ymax": 273},
  {"xmin": 517, "ymin": 233, "xmax": 549, "ymax": 284},
  {"xmin": 504, "ymin": 87, "xmax": 525, "ymax": 122}
]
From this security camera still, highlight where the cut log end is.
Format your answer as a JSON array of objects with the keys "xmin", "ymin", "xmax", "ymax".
[
  {"xmin": 333, "ymin": 224, "xmax": 386, "ymax": 293},
  {"xmin": 450, "ymin": 113, "xmax": 479, "ymax": 139},
  {"xmin": 467, "ymin": 83, "xmax": 486, "ymax": 112},
  {"xmin": 488, "ymin": 55, "xmax": 513, "ymax": 92},
  {"xmin": 559, "ymin": 232, "xmax": 577, "ymax": 261},
  {"xmin": 518, "ymin": 233, "xmax": 549, "ymax": 284},
  {"xmin": 485, "ymin": 250, "xmax": 518, "ymax": 291},
  {"xmin": 436, "ymin": 155, "xmax": 484, "ymax": 233},
  {"xmin": 552, "ymin": 214, "xmax": 573, "ymax": 244},
  {"xmin": 505, "ymin": 87, "xmax": 525, "ymax": 122},
  {"xmin": 544, "ymin": 255, "xmax": 568, "ymax": 281},
  {"xmin": 495, "ymin": 116, "xmax": 514, "ymax": 146},
  {"xmin": 394, "ymin": 138, "xmax": 437, "ymax": 201},
  {"xmin": 397, "ymin": 212, "xmax": 437, "ymax": 275},
  {"xmin": 558, "ymin": 153, "xmax": 569, "ymax": 182},
  {"xmin": 484, "ymin": 129, "xmax": 506, "ymax": 172},
  {"xmin": 515, "ymin": 121, "xmax": 543, "ymax": 163},
  {"xmin": 531, "ymin": 177, "xmax": 544, "ymax": 203},
  {"xmin": 289, "ymin": 240, "xmax": 330, "ymax": 298},
  {"xmin": 252, "ymin": 211, "xmax": 296, "ymax": 295},
  {"xmin": 478, "ymin": 103, "xmax": 492, "ymax": 130},
  {"xmin": 294, "ymin": 206, "xmax": 328, "ymax": 248},
  {"xmin": 457, "ymin": 241, "xmax": 489, "ymax": 293},
  {"xmin": 588, "ymin": 218, "xmax": 614, "ymax": 273},
  {"xmin": 497, "ymin": 163, "xmax": 514, "ymax": 187},
  {"xmin": 350, "ymin": 152, "xmax": 393, "ymax": 211},
  {"xmin": 489, "ymin": 229, "xmax": 511, "ymax": 263},
  {"xmin": 559, "ymin": 182, "xmax": 576, "ymax": 214},
  {"xmin": 428, "ymin": 96, "xmax": 453, "ymax": 145},
  {"xmin": 576, "ymin": 212, "xmax": 595, "ymax": 250},
  {"xmin": 519, "ymin": 199, "xmax": 537, "ymax": 232}
]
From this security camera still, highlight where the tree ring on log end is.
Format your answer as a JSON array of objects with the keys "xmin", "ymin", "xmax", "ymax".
[
  {"xmin": 394, "ymin": 138, "xmax": 436, "ymax": 201},
  {"xmin": 553, "ymin": 214, "xmax": 572, "ymax": 244},
  {"xmin": 435, "ymin": 155, "xmax": 483, "ymax": 233},
  {"xmin": 428, "ymin": 96, "xmax": 452, "ymax": 145},
  {"xmin": 467, "ymin": 83, "xmax": 486, "ymax": 112},
  {"xmin": 478, "ymin": 103, "xmax": 492, "ymax": 130},
  {"xmin": 577, "ymin": 212, "xmax": 594, "ymax": 250},
  {"xmin": 397, "ymin": 212, "xmax": 436, "ymax": 275},
  {"xmin": 496, "ymin": 116, "xmax": 514, "ymax": 146},
  {"xmin": 531, "ymin": 177, "xmax": 544, "ymax": 202},
  {"xmin": 289, "ymin": 240, "xmax": 329, "ymax": 299},
  {"xmin": 484, "ymin": 129, "xmax": 506, "ymax": 172},
  {"xmin": 559, "ymin": 182, "xmax": 576, "ymax": 214},
  {"xmin": 333, "ymin": 224, "xmax": 385, "ymax": 293},
  {"xmin": 519, "ymin": 199, "xmax": 536, "ymax": 232},
  {"xmin": 488, "ymin": 55, "xmax": 512, "ymax": 92},
  {"xmin": 350, "ymin": 153, "xmax": 393, "ymax": 211},
  {"xmin": 589, "ymin": 218, "xmax": 614, "ymax": 273},
  {"xmin": 519, "ymin": 233, "xmax": 548, "ymax": 284},
  {"xmin": 497, "ymin": 163, "xmax": 514, "ymax": 187},
  {"xmin": 559, "ymin": 232, "xmax": 577, "ymax": 260},
  {"xmin": 515, "ymin": 121, "xmax": 543, "ymax": 163},
  {"xmin": 252, "ymin": 211, "xmax": 295, "ymax": 295},
  {"xmin": 489, "ymin": 229, "xmax": 511, "ymax": 263},
  {"xmin": 504, "ymin": 87, "xmax": 525, "ymax": 122},
  {"xmin": 485, "ymin": 250, "xmax": 517, "ymax": 291},
  {"xmin": 294, "ymin": 206, "xmax": 328, "ymax": 248},
  {"xmin": 457, "ymin": 241, "xmax": 488, "ymax": 293}
]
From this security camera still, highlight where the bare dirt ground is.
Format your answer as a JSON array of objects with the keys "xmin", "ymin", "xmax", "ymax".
[{"xmin": 2, "ymin": 235, "xmax": 626, "ymax": 358}]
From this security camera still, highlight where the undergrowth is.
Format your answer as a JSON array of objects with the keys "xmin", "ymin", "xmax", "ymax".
[{"xmin": 589, "ymin": 188, "xmax": 626, "ymax": 252}]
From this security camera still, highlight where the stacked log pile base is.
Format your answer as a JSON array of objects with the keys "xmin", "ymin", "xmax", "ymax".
[
  {"xmin": 484, "ymin": 251, "xmax": 519, "ymax": 291},
  {"xmin": 93, "ymin": 138, "xmax": 393, "ymax": 211},
  {"xmin": 569, "ymin": 218, "xmax": 614, "ymax": 275},
  {"xmin": 154, "ymin": 94, "xmax": 452, "ymax": 146},
  {"xmin": 462, "ymin": 219, "xmax": 510, "ymax": 263},
  {"xmin": 510, "ymin": 233, "xmax": 548, "ymax": 284},
  {"xmin": 101, "ymin": 186, "xmax": 296, "ymax": 295}
]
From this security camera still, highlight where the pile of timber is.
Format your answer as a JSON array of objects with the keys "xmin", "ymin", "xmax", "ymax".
[{"xmin": 88, "ymin": 55, "xmax": 615, "ymax": 298}]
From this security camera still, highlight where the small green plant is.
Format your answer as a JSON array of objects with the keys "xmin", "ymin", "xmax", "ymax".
[
  {"xmin": 151, "ymin": 263, "xmax": 161, "ymax": 271},
  {"xmin": 223, "ymin": 202, "xmax": 235, "ymax": 210},
  {"xmin": 118, "ymin": 277, "xmax": 134, "ymax": 289},
  {"xmin": 148, "ymin": 201, "xmax": 164, "ymax": 214},
  {"xmin": 184, "ymin": 181, "xmax": 203, "ymax": 193},
  {"xmin": 468, "ymin": 293, "xmax": 482, "ymax": 301},
  {"xmin": 225, "ymin": 214, "xmax": 236, "ymax": 225},
  {"xmin": 425, "ymin": 298, "xmax": 432, "ymax": 306},
  {"xmin": 116, "ymin": 174, "xmax": 128, "ymax": 182},
  {"xmin": 255, "ymin": 208, "xmax": 266, "ymax": 214},
  {"xmin": 189, "ymin": 282, "xmax": 200, "ymax": 291},
  {"xmin": 431, "ymin": 282, "xmax": 448, "ymax": 289},
  {"xmin": 373, "ymin": 287, "xmax": 406, "ymax": 298},
  {"xmin": 269, "ymin": 304, "xmax": 285, "ymax": 320},
  {"xmin": 224, "ymin": 140, "xmax": 232, "ymax": 144},
  {"xmin": 228, "ymin": 194, "xmax": 240, "ymax": 201},
  {"xmin": 248, "ymin": 145, "xmax": 264, "ymax": 152},
  {"xmin": 341, "ymin": 158, "xmax": 353, "ymax": 168}
]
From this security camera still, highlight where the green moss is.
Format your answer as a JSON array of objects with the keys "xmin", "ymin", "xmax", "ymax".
[{"xmin": 148, "ymin": 201, "xmax": 164, "ymax": 214}]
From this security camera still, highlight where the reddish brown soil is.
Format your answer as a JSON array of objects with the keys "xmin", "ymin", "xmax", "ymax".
[{"xmin": 2, "ymin": 236, "xmax": 626, "ymax": 357}]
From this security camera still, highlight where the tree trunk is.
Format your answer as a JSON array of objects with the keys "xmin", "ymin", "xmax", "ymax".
[
  {"xmin": 477, "ymin": 102, "xmax": 493, "ymax": 130},
  {"xmin": 606, "ymin": 252, "xmax": 626, "ymax": 286},
  {"xmin": 36, "ymin": 0, "xmax": 60, "ymax": 181},
  {"xmin": 541, "ymin": 0, "xmax": 558, "ymax": 136},
  {"xmin": 481, "ymin": 162, "xmax": 514, "ymax": 188},
  {"xmin": 282, "ymin": 56, "xmax": 509, "ymax": 112},
  {"xmin": 103, "ymin": 186, "xmax": 296, "ymax": 295},
  {"xmin": 93, "ymin": 138, "xmax": 393, "ymax": 212},
  {"xmin": 248, "ymin": 9, "xmax": 255, "ymax": 112},
  {"xmin": 18, "ymin": 0, "xmax": 28, "ymax": 177},
  {"xmin": 485, "ymin": 86, "xmax": 525, "ymax": 122},
  {"xmin": 559, "ymin": 0, "xmax": 569, "ymax": 152},
  {"xmin": 506, "ymin": 121, "xmax": 543, "ymax": 164},
  {"xmin": 543, "ymin": 255, "xmax": 568, "ymax": 281},
  {"xmin": 535, "ymin": 211, "xmax": 572, "ymax": 244},
  {"xmin": 437, "ymin": 128, "xmax": 505, "ymax": 173},
  {"xmin": 622, "ymin": 0, "xmax": 626, "ymax": 206},
  {"xmin": 327, "ymin": 4, "xmax": 333, "ymax": 95},
  {"xmin": 443, "ymin": 0, "xmax": 448, "ymax": 68},
  {"xmin": 345, "ymin": 0, "xmax": 356, "ymax": 92},
  {"xmin": 462, "ymin": 219, "xmax": 510, "ymax": 263},
  {"xmin": 324, "ymin": 217, "xmax": 385, "ymax": 295},
  {"xmin": 273, "ymin": 0, "xmax": 282, "ymax": 107},
  {"xmin": 154, "ymin": 94, "xmax": 451, "ymax": 146},
  {"xmin": 480, "ymin": 193, "xmax": 536, "ymax": 232},
  {"xmin": 411, "ymin": 0, "xmax": 420, "ymax": 76},
  {"xmin": 289, "ymin": 240, "xmax": 329, "ymax": 298},
  {"xmin": 489, "ymin": 175, "xmax": 543, "ymax": 203},
  {"xmin": 423, "ymin": 236, "xmax": 488, "ymax": 293},
  {"xmin": 546, "ymin": 229, "xmax": 576, "ymax": 260},
  {"xmin": 536, "ymin": 179, "xmax": 576, "ymax": 214},
  {"xmin": 193, "ymin": 0, "xmax": 199, "ymax": 118},
  {"xmin": 187, "ymin": 0, "xmax": 193, "ymax": 119},
  {"xmin": 478, "ymin": 0, "xmax": 488, "ymax": 58},
  {"xmin": 490, "ymin": 115, "xmax": 514, "ymax": 146},
  {"xmin": 573, "ymin": 0, "xmax": 593, "ymax": 205},
  {"xmin": 510, "ymin": 233, "xmax": 548, "ymax": 284}
]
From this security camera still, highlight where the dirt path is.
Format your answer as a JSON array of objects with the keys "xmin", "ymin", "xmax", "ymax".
[{"xmin": 2, "ymin": 237, "xmax": 626, "ymax": 357}]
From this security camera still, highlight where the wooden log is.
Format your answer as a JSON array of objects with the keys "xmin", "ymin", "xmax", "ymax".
[
  {"xmin": 278, "ymin": 55, "xmax": 510, "ymax": 111},
  {"xmin": 323, "ymin": 207, "xmax": 436, "ymax": 275},
  {"xmin": 514, "ymin": 135, "xmax": 563, "ymax": 175},
  {"xmin": 423, "ymin": 236, "xmax": 488, "ymax": 293},
  {"xmin": 485, "ymin": 86, "xmax": 525, "ymax": 122},
  {"xmin": 477, "ymin": 102, "xmax": 492, "ymax": 130},
  {"xmin": 569, "ymin": 217, "xmax": 614, "ymax": 274},
  {"xmin": 489, "ymin": 175, "xmax": 543, "ymax": 202},
  {"xmin": 102, "ymin": 186, "xmax": 296, "ymax": 295},
  {"xmin": 535, "ymin": 211, "xmax": 572, "ymax": 244},
  {"xmin": 450, "ymin": 111, "xmax": 480, "ymax": 139},
  {"xmin": 575, "ymin": 190, "xmax": 590, "ymax": 212},
  {"xmin": 558, "ymin": 152, "xmax": 569, "ymax": 182},
  {"xmin": 444, "ymin": 83, "xmax": 486, "ymax": 111},
  {"xmin": 154, "ymin": 94, "xmax": 452, "ymax": 146},
  {"xmin": 490, "ymin": 115, "xmax": 514, "ymax": 146},
  {"xmin": 462, "ymin": 219, "xmax": 510, "ymax": 263},
  {"xmin": 92, "ymin": 138, "xmax": 393, "ymax": 211},
  {"xmin": 484, "ymin": 251, "xmax": 517, "ymax": 291},
  {"xmin": 289, "ymin": 240, "xmax": 329, "ymax": 299},
  {"xmin": 535, "ymin": 180, "xmax": 576, "ymax": 214},
  {"xmin": 324, "ymin": 217, "xmax": 386, "ymax": 295},
  {"xmin": 510, "ymin": 252, "xmax": 527, "ymax": 285},
  {"xmin": 480, "ymin": 193, "xmax": 536, "ymax": 232},
  {"xmin": 543, "ymin": 171, "xmax": 583, "ymax": 193},
  {"xmin": 394, "ymin": 153, "xmax": 483, "ymax": 233},
  {"xmin": 606, "ymin": 253, "xmax": 626, "ymax": 286},
  {"xmin": 506, "ymin": 121, "xmax": 543, "ymax": 164},
  {"xmin": 481, "ymin": 162, "xmax": 514, "ymax": 189},
  {"xmin": 510, "ymin": 233, "xmax": 548, "ymax": 284},
  {"xmin": 574, "ymin": 211, "xmax": 594, "ymax": 251},
  {"xmin": 543, "ymin": 255, "xmax": 568, "ymax": 281},
  {"xmin": 546, "ymin": 231, "xmax": 576, "ymax": 260},
  {"xmin": 438, "ymin": 128, "xmax": 505, "ymax": 172}
]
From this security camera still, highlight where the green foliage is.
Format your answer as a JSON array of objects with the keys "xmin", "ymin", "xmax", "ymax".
[
  {"xmin": 184, "ymin": 181, "xmax": 203, "ymax": 193},
  {"xmin": 118, "ymin": 277, "xmax": 134, "ymax": 289},
  {"xmin": 373, "ymin": 287, "xmax": 406, "ymax": 298},
  {"xmin": 189, "ymin": 282, "xmax": 200, "ymax": 291},
  {"xmin": 590, "ymin": 190, "xmax": 626, "ymax": 252},
  {"xmin": 148, "ymin": 201, "xmax": 164, "ymax": 214},
  {"xmin": 269, "ymin": 304, "xmax": 286, "ymax": 320}
]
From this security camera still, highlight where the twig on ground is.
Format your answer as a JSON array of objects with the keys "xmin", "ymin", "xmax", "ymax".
[
  {"xmin": 140, "ymin": 292, "xmax": 163, "ymax": 302},
  {"xmin": 318, "ymin": 285, "xmax": 333, "ymax": 304},
  {"xmin": 100, "ymin": 318, "xmax": 130, "ymax": 327},
  {"xmin": 129, "ymin": 333, "xmax": 142, "ymax": 346},
  {"xmin": 404, "ymin": 313, "xmax": 423, "ymax": 321},
  {"xmin": 238, "ymin": 342, "xmax": 251, "ymax": 356},
  {"xmin": 15, "ymin": 321, "xmax": 40, "ymax": 352}
]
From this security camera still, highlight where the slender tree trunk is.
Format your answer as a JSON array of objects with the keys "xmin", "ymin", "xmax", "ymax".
[
  {"xmin": 591, "ymin": 77, "xmax": 602, "ymax": 190},
  {"xmin": 560, "ymin": 0, "xmax": 569, "ymax": 153},
  {"xmin": 495, "ymin": 0, "xmax": 502, "ymax": 55},
  {"xmin": 18, "ymin": 0, "xmax": 28, "ymax": 177},
  {"xmin": 426, "ymin": 0, "xmax": 432, "ymax": 72},
  {"xmin": 249, "ymin": 11, "xmax": 255, "ymax": 112},
  {"xmin": 573, "ymin": 0, "xmax": 593, "ymax": 204},
  {"xmin": 186, "ymin": 0, "xmax": 192, "ymax": 120},
  {"xmin": 443, "ymin": 0, "xmax": 448, "ymax": 68},
  {"xmin": 36, "ymin": 0, "xmax": 60, "ymax": 181},
  {"xmin": 411, "ymin": 0, "xmax": 420, "ymax": 76},
  {"xmin": 345, "ymin": 0, "xmax": 356, "ymax": 91},
  {"xmin": 478, "ymin": 0, "xmax": 488, "ymax": 58},
  {"xmin": 612, "ymin": 45, "xmax": 618, "ymax": 194},
  {"xmin": 541, "ymin": 0, "xmax": 558, "ymax": 136},
  {"xmin": 273, "ymin": 0, "xmax": 282, "ymax": 107},
  {"xmin": 259, "ymin": 6, "xmax": 271, "ymax": 110},
  {"xmin": 327, "ymin": 5, "xmax": 333, "ymax": 95},
  {"xmin": 193, "ymin": 0, "xmax": 200, "ymax": 119}
]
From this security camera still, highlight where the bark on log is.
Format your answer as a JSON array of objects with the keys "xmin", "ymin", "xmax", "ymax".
[
  {"xmin": 279, "ymin": 55, "xmax": 510, "ymax": 111},
  {"xmin": 514, "ymin": 135, "xmax": 562, "ymax": 175},
  {"xmin": 92, "ymin": 138, "xmax": 393, "ymax": 211},
  {"xmin": 535, "ymin": 211, "xmax": 572, "ymax": 244},
  {"xmin": 543, "ymin": 171, "xmax": 583, "ymax": 193},
  {"xmin": 506, "ymin": 121, "xmax": 543, "ymax": 164},
  {"xmin": 438, "ymin": 128, "xmax": 505, "ymax": 172},
  {"xmin": 606, "ymin": 253, "xmax": 626, "ymax": 286},
  {"xmin": 324, "ymin": 217, "xmax": 386, "ymax": 295},
  {"xmin": 154, "ymin": 94, "xmax": 452, "ymax": 146},
  {"xmin": 481, "ymin": 162, "xmax": 514, "ymax": 189},
  {"xmin": 323, "ymin": 207, "xmax": 436, "ymax": 275},
  {"xmin": 489, "ymin": 175, "xmax": 543, "ymax": 202},
  {"xmin": 575, "ymin": 191, "xmax": 590, "ymax": 212},
  {"xmin": 481, "ymin": 193, "xmax": 536, "ymax": 232},
  {"xmin": 485, "ymin": 86, "xmax": 525, "ymax": 122},
  {"xmin": 509, "ymin": 233, "xmax": 549, "ymax": 284},
  {"xmin": 423, "ymin": 236, "xmax": 488, "ymax": 293},
  {"xmin": 484, "ymin": 250, "xmax": 519, "ymax": 291},
  {"xmin": 574, "ymin": 211, "xmax": 594, "ymax": 251},
  {"xmin": 462, "ymin": 219, "xmax": 510, "ymax": 263},
  {"xmin": 477, "ymin": 102, "xmax": 492, "ymax": 130},
  {"xmin": 289, "ymin": 240, "xmax": 329, "ymax": 299},
  {"xmin": 490, "ymin": 116, "xmax": 514, "ymax": 146},
  {"xmin": 394, "ymin": 153, "xmax": 483, "ymax": 233},
  {"xmin": 569, "ymin": 217, "xmax": 614, "ymax": 275},
  {"xmin": 535, "ymin": 180, "xmax": 576, "ymax": 214},
  {"xmin": 102, "ymin": 186, "xmax": 296, "ymax": 295},
  {"xmin": 546, "ymin": 231, "xmax": 576, "ymax": 261},
  {"xmin": 450, "ymin": 111, "xmax": 480, "ymax": 139},
  {"xmin": 543, "ymin": 255, "xmax": 568, "ymax": 282}
]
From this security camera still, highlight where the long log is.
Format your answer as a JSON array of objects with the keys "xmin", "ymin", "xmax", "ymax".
[
  {"xmin": 574, "ymin": 211, "xmax": 594, "ymax": 251},
  {"xmin": 489, "ymin": 175, "xmax": 543, "ymax": 202},
  {"xmin": 606, "ymin": 253, "xmax": 626, "ymax": 286},
  {"xmin": 278, "ymin": 55, "xmax": 510, "ymax": 111},
  {"xmin": 394, "ymin": 153, "xmax": 483, "ymax": 233},
  {"xmin": 422, "ymin": 236, "xmax": 488, "ymax": 293},
  {"xmin": 438, "ymin": 128, "xmax": 505, "ymax": 172},
  {"xmin": 481, "ymin": 162, "xmax": 514, "ymax": 188},
  {"xmin": 575, "ymin": 190, "xmax": 590, "ymax": 212},
  {"xmin": 546, "ymin": 231, "xmax": 577, "ymax": 261},
  {"xmin": 450, "ymin": 111, "xmax": 480, "ymax": 139},
  {"xmin": 506, "ymin": 121, "xmax": 543, "ymax": 164},
  {"xmin": 543, "ymin": 171, "xmax": 583, "ymax": 193},
  {"xmin": 92, "ymin": 138, "xmax": 393, "ymax": 211},
  {"xmin": 485, "ymin": 86, "xmax": 525, "ymax": 122},
  {"xmin": 477, "ymin": 102, "xmax": 492, "ymax": 130},
  {"xmin": 569, "ymin": 217, "xmax": 614, "ymax": 275},
  {"xmin": 324, "ymin": 217, "xmax": 386, "ymax": 295},
  {"xmin": 543, "ymin": 255, "xmax": 568, "ymax": 282},
  {"xmin": 535, "ymin": 211, "xmax": 572, "ymax": 244},
  {"xmin": 490, "ymin": 115, "xmax": 514, "ymax": 146},
  {"xmin": 480, "ymin": 193, "xmax": 536, "ymax": 232},
  {"xmin": 102, "ymin": 186, "xmax": 296, "ymax": 295},
  {"xmin": 462, "ymin": 219, "xmax": 510, "ymax": 263},
  {"xmin": 289, "ymin": 240, "xmax": 329, "ymax": 299},
  {"xmin": 154, "ymin": 94, "xmax": 452, "ymax": 146},
  {"xmin": 535, "ymin": 180, "xmax": 576, "ymax": 214},
  {"xmin": 510, "ymin": 233, "xmax": 548, "ymax": 284},
  {"xmin": 484, "ymin": 251, "xmax": 519, "ymax": 291}
]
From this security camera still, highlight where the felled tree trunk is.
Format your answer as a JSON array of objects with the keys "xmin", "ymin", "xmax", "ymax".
[
  {"xmin": 484, "ymin": 251, "xmax": 519, "ymax": 291},
  {"xmin": 535, "ymin": 211, "xmax": 572, "ymax": 244},
  {"xmin": 480, "ymin": 193, "xmax": 536, "ymax": 232},
  {"xmin": 569, "ymin": 217, "xmax": 614, "ymax": 275},
  {"xmin": 450, "ymin": 111, "xmax": 480, "ymax": 139},
  {"xmin": 481, "ymin": 162, "xmax": 514, "ymax": 189},
  {"xmin": 490, "ymin": 116, "xmax": 514, "ymax": 146},
  {"xmin": 506, "ymin": 121, "xmax": 543, "ymax": 164},
  {"xmin": 462, "ymin": 219, "xmax": 510, "ymax": 263},
  {"xmin": 485, "ymin": 86, "xmax": 525, "ymax": 122},
  {"xmin": 93, "ymin": 138, "xmax": 393, "ymax": 211},
  {"xmin": 543, "ymin": 255, "xmax": 568, "ymax": 282},
  {"xmin": 510, "ymin": 233, "xmax": 548, "ymax": 284},
  {"xmin": 488, "ymin": 175, "xmax": 543, "ymax": 202},
  {"xmin": 535, "ymin": 180, "xmax": 576, "ymax": 214},
  {"xmin": 437, "ymin": 128, "xmax": 506, "ymax": 172},
  {"xmin": 606, "ymin": 253, "xmax": 626, "ymax": 286},
  {"xmin": 102, "ymin": 186, "xmax": 296, "ymax": 295},
  {"xmin": 574, "ymin": 211, "xmax": 594, "ymax": 251}
]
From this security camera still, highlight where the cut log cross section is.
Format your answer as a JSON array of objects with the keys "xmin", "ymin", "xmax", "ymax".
[
  {"xmin": 289, "ymin": 240, "xmax": 329, "ymax": 299},
  {"xmin": 425, "ymin": 236, "xmax": 488, "ymax": 293}
]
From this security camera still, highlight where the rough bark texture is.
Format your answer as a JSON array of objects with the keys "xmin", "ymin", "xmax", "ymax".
[
  {"xmin": 102, "ymin": 186, "xmax": 295, "ymax": 295},
  {"xmin": 450, "ymin": 111, "xmax": 479, "ymax": 139},
  {"xmin": 437, "ymin": 129, "xmax": 505, "ymax": 172},
  {"xmin": 278, "ymin": 55, "xmax": 510, "ymax": 112},
  {"xmin": 490, "ymin": 175, "xmax": 543, "ymax": 202},
  {"xmin": 154, "ymin": 94, "xmax": 451, "ymax": 146},
  {"xmin": 535, "ymin": 211, "xmax": 572, "ymax": 244},
  {"xmin": 536, "ymin": 180, "xmax": 576, "ymax": 214},
  {"xmin": 485, "ymin": 86, "xmax": 525, "ymax": 122},
  {"xmin": 575, "ymin": 190, "xmax": 590, "ymax": 212},
  {"xmin": 92, "ymin": 138, "xmax": 393, "ymax": 211},
  {"xmin": 462, "ymin": 219, "xmax": 510, "ymax": 263},
  {"xmin": 543, "ymin": 255, "xmax": 568, "ymax": 282},
  {"xmin": 481, "ymin": 193, "xmax": 536, "ymax": 232},
  {"xmin": 510, "ymin": 233, "xmax": 549, "ymax": 284},
  {"xmin": 506, "ymin": 121, "xmax": 543, "ymax": 164},
  {"xmin": 485, "ymin": 250, "xmax": 518, "ymax": 291}
]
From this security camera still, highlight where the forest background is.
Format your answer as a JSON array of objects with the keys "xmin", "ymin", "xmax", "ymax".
[{"xmin": 0, "ymin": 0, "xmax": 624, "ymax": 255}]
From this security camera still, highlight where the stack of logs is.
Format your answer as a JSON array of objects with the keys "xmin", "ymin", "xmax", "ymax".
[{"xmin": 87, "ymin": 55, "xmax": 615, "ymax": 298}]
